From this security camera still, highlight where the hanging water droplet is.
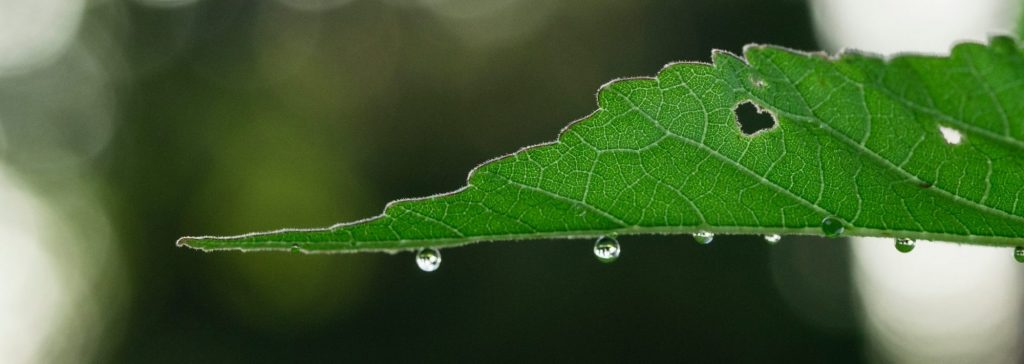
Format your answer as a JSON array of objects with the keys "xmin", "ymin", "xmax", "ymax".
[
  {"xmin": 894, "ymin": 238, "xmax": 915, "ymax": 253},
  {"xmin": 1014, "ymin": 247, "xmax": 1024, "ymax": 263},
  {"xmin": 290, "ymin": 244, "xmax": 301, "ymax": 253},
  {"xmin": 764, "ymin": 234, "xmax": 782, "ymax": 244},
  {"xmin": 693, "ymin": 231, "xmax": 714, "ymax": 245},
  {"xmin": 593, "ymin": 236, "xmax": 620, "ymax": 263},
  {"xmin": 416, "ymin": 248, "xmax": 442, "ymax": 272},
  {"xmin": 820, "ymin": 217, "xmax": 844, "ymax": 237}
]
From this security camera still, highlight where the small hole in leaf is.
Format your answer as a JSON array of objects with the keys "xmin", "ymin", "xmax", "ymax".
[
  {"xmin": 938, "ymin": 125, "xmax": 962, "ymax": 145},
  {"xmin": 735, "ymin": 101, "xmax": 776, "ymax": 135}
]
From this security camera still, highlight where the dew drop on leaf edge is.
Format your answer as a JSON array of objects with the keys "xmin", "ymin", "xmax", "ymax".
[
  {"xmin": 764, "ymin": 234, "xmax": 782, "ymax": 244},
  {"xmin": 416, "ymin": 248, "xmax": 442, "ymax": 272},
  {"xmin": 820, "ymin": 217, "xmax": 844, "ymax": 237},
  {"xmin": 894, "ymin": 238, "xmax": 915, "ymax": 253},
  {"xmin": 593, "ymin": 236, "xmax": 620, "ymax": 263},
  {"xmin": 1015, "ymin": 247, "xmax": 1024, "ymax": 263},
  {"xmin": 693, "ymin": 231, "xmax": 714, "ymax": 245}
]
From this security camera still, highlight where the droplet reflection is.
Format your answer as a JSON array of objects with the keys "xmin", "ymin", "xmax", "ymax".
[
  {"xmin": 416, "ymin": 248, "xmax": 442, "ymax": 272},
  {"xmin": 894, "ymin": 238, "xmax": 915, "ymax": 253},
  {"xmin": 693, "ymin": 231, "xmax": 714, "ymax": 245},
  {"xmin": 820, "ymin": 217, "xmax": 845, "ymax": 237},
  {"xmin": 593, "ymin": 236, "xmax": 620, "ymax": 263}
]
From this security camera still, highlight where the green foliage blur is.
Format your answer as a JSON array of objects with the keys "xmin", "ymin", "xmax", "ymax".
[{"xmin": 5, "ymin": 0, "xmax": 871, "ymax": 362}]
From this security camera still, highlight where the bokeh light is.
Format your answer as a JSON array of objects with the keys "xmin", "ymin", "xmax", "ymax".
[
  {"xmin": 0, "ymin": 168, "xmax": 66, "ymax": 363},
  {"xmin": 0, "ymin": 166, "xmax": 120, "ymax": 364},
  {"xmin": 0, "ymin": 45, "xmax": 116, "ymax": 173},
  {"xmin": 0, "ymin": 0, "xmax": 85, "ymax": 76},
  {"xmin": 853, "ymin": 240, "xmax": 1022, "ymax": 363},
  {"xmin": 811, "ymin": 0, "xmax": 1020, "ymax": 54}
]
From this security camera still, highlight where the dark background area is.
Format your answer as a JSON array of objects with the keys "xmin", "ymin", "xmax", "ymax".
[{"xmin": 4, "ymin": 0, "xmax": 871, "ymax": 362}]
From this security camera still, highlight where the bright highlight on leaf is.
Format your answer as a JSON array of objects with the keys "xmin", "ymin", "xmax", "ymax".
[{"xmin": 178, "ymin": 36, "xmax": 1024, "ymax": 254}]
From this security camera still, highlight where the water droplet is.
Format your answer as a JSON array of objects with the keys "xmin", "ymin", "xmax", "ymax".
[
  {"xmin": 693, "ymin": 231, "xmax": 714, "ymax": 245},
  {"xmin": 764, "ymin": 234, "xmax": 782, "ymax": 244},
  {"xmin": 290, "ymin": 244, "xmax": 301, "ymax": 253},
  {"xmin": 820, "ymin": 217, "xmax": 844, "ymax": 237},
  {"xmin": 416, "ymin": 248, "xmax": 442, "ymax": 272},
  {"xmin": 1015, "ymin": 247, "xmax": 1024, "ymax": 263},
  {"xmin": 894, "ymin": 238, "xmax": 915, "ymax": 253},
  {"xmin": 593, "ymin": 236, "xmax": 620, "ymax": 263}
]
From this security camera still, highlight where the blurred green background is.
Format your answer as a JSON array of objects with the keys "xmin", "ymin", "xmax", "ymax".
[{"xmin": 1, "ymin": 0, "xmax": 1022, "ymax": 362}]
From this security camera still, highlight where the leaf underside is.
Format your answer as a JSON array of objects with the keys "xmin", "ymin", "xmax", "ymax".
[{"xmin": 179, "ymin": 36, "xmax": 1024, "ymax": 253}]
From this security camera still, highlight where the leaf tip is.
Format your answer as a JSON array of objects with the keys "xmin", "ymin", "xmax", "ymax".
[{"xmin": 175, "ymin": 236, "xmax": 204, "ymax": 251}]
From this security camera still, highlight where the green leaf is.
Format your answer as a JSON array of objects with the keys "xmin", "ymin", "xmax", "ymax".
[{"xmin": 179, "ymin": 36, "xmax": 1024, "ymax": 253}]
